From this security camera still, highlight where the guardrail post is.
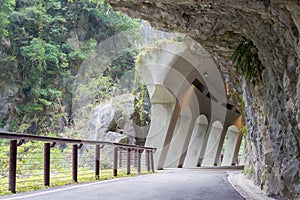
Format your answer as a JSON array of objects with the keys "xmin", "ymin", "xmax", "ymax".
[
  {"xmin": 150, "ymin": 150, "xmax": 155, "ymax": 172},
  {"xmin": 8, "ymin": 140, "xmax": 17, "ymax": 193},
  {"xmin": 95, "ymin": 145, "xmax": 100, "ymax": 180},
  {"xmin": 72, "ymin": 144, "xmax": 78, "ymax": 182},
  {"xmin": 137, "ymin": 149, "xmax": 141, "ymax": 174},
  {"xmin": 126, "ymin": 148, "xmax": 131, "ymax": 175},
  {"xmin": 113, "ymin": 146, "xmax": 118, "ymax": 176},
  {"xmin": 119, "ymin": 148, "xmax": 122, "ymax": 168},
  {"xmin": 134, "ymin": 149, "xmax": 137, "ymax": 168},
  {"xmin": 44, "ymin": 143, "xmax": 51, "ymax": 186},
  {"xmin": 145, "ymin": 150, "xmax": 150, "ymax": 172}
]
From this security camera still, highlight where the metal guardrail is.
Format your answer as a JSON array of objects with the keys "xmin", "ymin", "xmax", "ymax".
[{"xmin": 0, "ymin": 131, "xmax": 156, "ymax": 193}]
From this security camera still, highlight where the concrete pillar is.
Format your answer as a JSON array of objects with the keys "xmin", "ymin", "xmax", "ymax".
[
  {"xmin": 232, "ymin": 132, "xmax": 244, "ymax": 165},
  {"xmin": 197, "ymin": 124, "xmax": 211, "ymax": 166},
  {"xmin": 164, "ymin": 108, "xmax": 192, "ymax": 168},
  {"xmin": 221, "ymin": 126, "xmax": 239, "ymax": 166},
  {"xmin": 143, "ymin": 84, "xmax": 181, "ymax": 170},
  {"xmin": 145, "ymin": 102, "xmax": 179, "ymax": 170},
  {"xmin": 137, "ymin": 38, "xmax": 243, "ymax": 169},
  {"xmin": 183, "ymin": 115, "xmax": 208, "ymax": 168},
  {"xmin": 202, "ymin": 121, "xmax": 223, "ymax": 166}
]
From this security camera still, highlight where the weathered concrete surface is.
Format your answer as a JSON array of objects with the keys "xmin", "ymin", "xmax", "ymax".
[
  {"xmin": 222, "ymin": 125, "xmax": 240, "ymax": 166},
  {"xmin": 107, "ymin": 1, "xmax": 300, "ymax": 199},
  {"xmin": 183, "ymin": 115, "xmax": 208, "ymax": 168},
  {"xmin": 2, "ymin": 169, "xmax": 245, "ymax": 200}
]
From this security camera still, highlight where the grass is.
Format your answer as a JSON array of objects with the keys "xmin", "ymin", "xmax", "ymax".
[
  {"xmin": 0, "ymin": 168, "xmax": 152, "ymax": 196},
  {"xmin": 0, "ymin": 140, "xmax": 153, "ymax": 196}
]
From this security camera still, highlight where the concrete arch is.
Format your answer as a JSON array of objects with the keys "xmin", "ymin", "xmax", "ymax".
[
  {"xmin": 139, "ymin": 39, "xmax": 243, "ymax": 169},
  {"xmin": 202, "ymin": 121, "xmax": 224, "ymax": 166},
  {"xmin": 143, "ymin": 84, "xmax": 179, "ymax": 170},
  {"xmin": 148, "ymin": 84, "xmax": 176, "ymax": 104},
  {"xmin": 140, "ymin": 46, "xmax": 204, "ymax": 169},
  {"xmin": 183, "ymin": 115, "xmax": 209, "ymax": 168},
  {"xmin": 164, "ymin": 107, "xmax": 193, "ymax": 168},
  {"xmin": 221, "ymin": 125, "xmax": 240, "ymax": 166},
  {"xmin": 217, "ymin": 115, "xmax": 244, "ymax": 166}
]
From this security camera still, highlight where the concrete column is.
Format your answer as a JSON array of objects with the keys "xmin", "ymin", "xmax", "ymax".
[
  {"xmin": 183, "ymin": 115, "xmax": 208, "ymax": 168},
  {"xmin": 202, "ymin": 121, "xmax": 223, "ymax": 166},
  {"xmin": 164, "ymin": 108, "xmax": 192, "ymax": 168},
  {"xmin": 197, "ymin": 124, "xmax": 211, "ymax": 166},
  {"xmin": 232, "ymin": 132, "xmax": 244, "ymax": 165},
  {"xmin": 145, "ymin": 101, "xmax": 180, "ymax": 170},
  {"xmin": 221, "ymin": 126, "xmax": 239, "ymax": 166}
]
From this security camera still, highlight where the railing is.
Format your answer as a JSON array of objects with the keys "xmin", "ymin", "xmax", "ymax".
[{"xmin": 0, "ymin": 131, "xmax": 156, "ymax": 194}]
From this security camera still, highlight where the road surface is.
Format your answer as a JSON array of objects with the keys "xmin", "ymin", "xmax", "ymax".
[{"xmin": 2, "ymin": 168, "xmax": 245, "ymax": 200}]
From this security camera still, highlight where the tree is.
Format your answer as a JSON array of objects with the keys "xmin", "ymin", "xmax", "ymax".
[
  {"xmin": 0, "ymin": 0, "xmax": 15, "ymax": 38},
  {"xmin": 0, "ymin": 0, "xmax": 140, "ymax": 134}
]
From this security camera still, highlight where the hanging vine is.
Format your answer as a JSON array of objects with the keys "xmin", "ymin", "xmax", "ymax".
[
  {"xmin": 230, "ymin": 40, "xmax": 264, "ymax": 85},
  {"xmin": 132, "ymin": 60, "xmax": 149, "ymax": 127}
]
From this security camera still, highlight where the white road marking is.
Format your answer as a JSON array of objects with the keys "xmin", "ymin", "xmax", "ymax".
[{"xmin": 2, "ymin": 177, "xmax": 133, "ymax": 200}]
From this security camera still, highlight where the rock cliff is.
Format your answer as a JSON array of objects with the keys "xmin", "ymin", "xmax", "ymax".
[{"xmin": 107, "ymin": 1, "xmax": 300, "ymax": 198}]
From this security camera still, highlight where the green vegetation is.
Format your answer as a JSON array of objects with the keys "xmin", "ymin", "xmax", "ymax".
[
  {"xmin": 0, "ymin": 1, "xmax": 149, "ymax": 194},
  {"xmin": 242, "ymin": 165, "xmax": 255, "ymax": 175},
  {"xmin": 0, "ymin": 0, "xmax": 139, "ymax": 134},
  {"xmin": 132, "ymin": 61, "xmax": 149, "ymax": 127},
  {"xmin": 0, "ymin": 140, "xmax": 151, "ymax": 196},
  {"xmin": 0, "ymin": 169, "xmax": 149, "ymax": 196},
  {"xmin": 230, "ymin": 40, "xmax": 264, "ymax": 85},
  {"xmin": 75, "ymin": 76, "xmax": 117, "ymax": 105}
]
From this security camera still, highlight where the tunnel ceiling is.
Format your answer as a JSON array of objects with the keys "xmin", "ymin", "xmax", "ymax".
[
  {"xmin": 107, "ymin": 1, "xmax": 300, "ymax": 199},
  {"xmin": 107, "ymin": 0, "xmax": 291, "ymax": 85}
]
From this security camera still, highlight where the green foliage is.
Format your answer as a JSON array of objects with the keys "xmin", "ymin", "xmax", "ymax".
[
  {"xmin": 0, "ymin": 0, "xmax": 15, "ymax": 38},
  {"xmin": 132, "ymin": 63, "xmax": 150, "ymax": 127},
  {"xmin": 241, "ymin": 125, "xmax": 248, "ymax": 135},
  {"xmin": 132, "ymin": 84, "xmax": 149, "ymax": 127},
  {"xmin": 75, "ymin": 75, "xmax": 118, "ymax": 105},
  {"xmin": 230, "ymin": 40, "xmax": 264, "ymax": 85},
  {"xmin": 0, "ymin": 140, "xmax": 151, "ymax": 196},
  {"xmin": 8, "ymin": 120, "xmax": 18, "ymax": 132},
  {"xmin": 0, "ymin": 0, "xmax": 139, "ymax": 134},
  {"xmin": 238, "ymin": 94, "xmax": 246, "ymax": 117},
  {"xmin": 109, "ymin": 50, "xmax": 138, "ymax": 80},
  {"xmin": 0, "ymin": 0, "xmax": 143, "ymax": 195},
  {"xmin": 242, "ymin": 165, "xmax": 255, "ymax": 175},
  {"xmin": 72, "ymin": 74, "xmax": 119, "ymax": 136},
  {"xmin": 0, "ymin": 169, "xmax": 148, "ymax": 196},
  {"xmin": 0, "ymin": 119, "xmax": 7, "ymax": 128}
]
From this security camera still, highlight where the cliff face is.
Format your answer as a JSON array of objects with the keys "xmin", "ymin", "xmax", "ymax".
[{"xmin": 107, "ymin": 0, "xmax": 300, "ymax": 198}]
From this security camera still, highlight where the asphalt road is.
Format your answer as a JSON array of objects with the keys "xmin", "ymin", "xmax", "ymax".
[{"xmin": 2, "ymin": 168, "xmax": 245, "ymax": 200}]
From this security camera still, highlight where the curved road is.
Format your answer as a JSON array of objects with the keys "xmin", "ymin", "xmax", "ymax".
[{"xmin": 3, "ymin": 169, "xmax": 244, "ymax": 200}]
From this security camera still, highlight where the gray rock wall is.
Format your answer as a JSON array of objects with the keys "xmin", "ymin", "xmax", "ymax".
[
  {"xmin": 107, "ymin": 1, "xmax": 300, "ymax": 199},
  {"xmin": 86, "ymin": 94, "xmax": 136, "ymax": 143},
  {"xmin": 86, "ymin": 93, "xmax": 150, "ymax": 144},
  {"xmin": 0, "ymin": 82, "xmax": 20, "ymax": 131}
]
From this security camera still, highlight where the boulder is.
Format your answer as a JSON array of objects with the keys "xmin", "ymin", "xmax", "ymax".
[{"xmin": 86, "ymin": 93, "xmax": 141, "ymax": 144}]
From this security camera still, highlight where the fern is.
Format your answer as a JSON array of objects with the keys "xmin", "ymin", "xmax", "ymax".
[{"xmin": 231, "ymin": 40, "xmax": 264, "ymax": 85}]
